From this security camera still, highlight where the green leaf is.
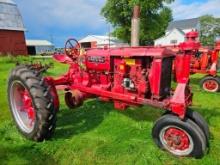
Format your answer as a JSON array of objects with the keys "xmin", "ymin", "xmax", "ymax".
[{"xmin": 101, "ymin": 0, "xmax": 174, "ymax": 45}]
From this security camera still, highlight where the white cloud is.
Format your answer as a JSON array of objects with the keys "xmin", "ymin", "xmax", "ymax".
[
  {"xmin": 168, "ymin": 0, "xmax": 220, "ymax": 20},
  {"xmin": 16, "ymin": 0, "xmax": 220, "ymax": 30},
  {"xmin": 15, "ymin": 0, "xmax": 107, "ymax": 29}
]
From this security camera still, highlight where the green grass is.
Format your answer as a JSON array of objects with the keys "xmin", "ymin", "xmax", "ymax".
[{"xmin": 0, "ymin": 56, "xmax": 220, "ymax": 165}]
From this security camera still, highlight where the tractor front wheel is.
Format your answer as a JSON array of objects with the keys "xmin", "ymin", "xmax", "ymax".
[
  {"xmin": 8, "ymin": 65, "xmax": 58, "ymax": 141},
  {"xmin": 65, "ymin": 90, "xmax": 84, "ymax": 109},
  {"xmin": 152, "ymin": 114, "xmax": 207, "ymax": 158},
  {"xmin": 164, "ymin": 109, "xmax": 210, "ymax": 145},
  {"xmin": 200, "ymin": 76, "xmax": 220, "ymax": 92},
  {"xmin": 186, "ymin": 109, "xmax": 210, "ymax": 144}
]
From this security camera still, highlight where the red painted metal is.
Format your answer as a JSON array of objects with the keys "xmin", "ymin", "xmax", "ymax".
[
  {"xmin": 13, "ymin": 83, "xmax": 36, "ymax": 128},
  {"xmin": 149, "ymin": 59, "xmax": 162, "ymax": 97},
  {"xmin": 0, "ymin": 30, "xmax": 27, "ymax": 55},
  {"xmin": 203, "ymin": 80, "xmax": 218, "ymax": 91},
  {"xmin": 164, "ymin": 127, "xmax": 190, "ymax": 151},
  {"xmin": 164, "ymin": 31, "xmax": 219, "ymax": 77},
  {"xmin": 53, "ymin": 54, "xmax": 73, "ymax": 64},
  {"xmin": 168, "ymin": 32, "xmax": 199, "ymax": 118},
  {"xmin": 45, "ymin": 35, "xmax": 199, "ymax": 118},
  {"xmin": 22, "ymin": 90, "xmax": 35, "ymax": 124},
  {"xmin": 215, "ymin": 41, "xmax": 220, "ymax": 51}
]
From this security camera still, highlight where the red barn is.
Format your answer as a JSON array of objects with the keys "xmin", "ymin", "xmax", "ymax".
[{"xmin": 0, "ymin": 0, "xmax": 27, "ymax": 55}]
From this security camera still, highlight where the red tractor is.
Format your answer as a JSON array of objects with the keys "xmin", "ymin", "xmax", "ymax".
[
  {"xmin": 8, "ymin": 36, "xmax": 209, "ymax": 158},
  {"xmin": 166, "ymin": 31, "xmax": 220, "ymax": 92}
]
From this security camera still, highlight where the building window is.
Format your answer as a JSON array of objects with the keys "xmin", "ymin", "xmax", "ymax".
[{"xmin": 170, "ymin": 40, "xmax": 177, "ymax": 44}]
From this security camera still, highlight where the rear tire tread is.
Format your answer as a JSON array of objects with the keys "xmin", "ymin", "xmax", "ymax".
[{"xmin": 8, "ymin": 65, "xmax": 57, "ymax": 141}]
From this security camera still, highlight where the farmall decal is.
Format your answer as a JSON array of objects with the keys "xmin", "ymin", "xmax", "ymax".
[{"xmin": 88, "ymin": 56, "xmax": 106, "ymax": 63}]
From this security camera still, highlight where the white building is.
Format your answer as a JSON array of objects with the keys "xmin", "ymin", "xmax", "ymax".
[
  {"xmin": 79, "ymin": 35, "xmax": 129, "ymax": 48},
  {"xmin": 155, "ymin": 18, "xmax": 200, "ymax": 46},
  {"xmin": 26, "ymin": 40, "xmax": 55, "ymax": 55}
]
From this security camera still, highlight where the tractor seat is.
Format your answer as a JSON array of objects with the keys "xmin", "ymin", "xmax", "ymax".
[{"xmin": 53, "ymin": 54, "xmax": 73, "ymax": 64}]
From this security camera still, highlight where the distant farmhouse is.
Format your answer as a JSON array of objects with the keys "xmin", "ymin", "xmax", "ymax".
[
  {"xmin": 26, "ymin": 40, "xmax": 54, "ymax": 55},
  {"xmin": 155, "ymin": 18, "xmax": 200, "ymax": 46},
  {"xmin": 0, "ymin": 0, "xmax": 27, "ymax": 55},
  {"xmin": 79, "ymin": 35, "xmax": 129, "ymax": 48}
]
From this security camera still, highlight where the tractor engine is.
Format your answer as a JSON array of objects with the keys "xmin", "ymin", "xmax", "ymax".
[{"xmin": 64, "ymin": 47, "xmax": 174, "ymax": 110}]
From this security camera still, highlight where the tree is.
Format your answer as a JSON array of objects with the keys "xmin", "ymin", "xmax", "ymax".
[
  {"xmin": 200, "ymin": 15, "xmax": 220, "ymax": 46},
  {"xmin": 101, "ymin": 0, "xmax": 174, "ymax": 45}
]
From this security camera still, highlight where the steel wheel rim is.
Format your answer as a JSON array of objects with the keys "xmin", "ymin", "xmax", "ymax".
[
  {"xmin": 10, "ymin": 81, "xmax": 36, "ymax": 133},
  {"xmin": 159, "ymin": 125, "xmax": 194, "ymax": 156},
  {"xmin": 203, "ymin": 79, "xmax": 218, "ymax": 92}
]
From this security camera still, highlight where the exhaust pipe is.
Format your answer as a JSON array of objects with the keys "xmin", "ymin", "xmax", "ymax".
[{"xmin": 131, "ymin": 5, "xmax": 140, "ymax": 46}]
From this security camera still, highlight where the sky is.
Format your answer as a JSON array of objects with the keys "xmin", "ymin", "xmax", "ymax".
[{"xmin": 14, "ymin": 0, "xmax": 220, "ymax": 47}]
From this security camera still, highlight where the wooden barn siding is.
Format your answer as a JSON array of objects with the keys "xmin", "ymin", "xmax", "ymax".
[{"xmin": 0, "ymin": 30, "xmax": 27, "ymax": 55}]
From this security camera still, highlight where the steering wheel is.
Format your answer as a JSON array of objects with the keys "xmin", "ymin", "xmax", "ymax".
[{"xmin": 65, "ymin": 38, "xmax": 81, "ymax": 59}]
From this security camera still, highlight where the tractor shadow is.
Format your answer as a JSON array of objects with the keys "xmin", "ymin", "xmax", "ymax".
[
  {"xmin": 54, "ymin": 99, "xmax": 112, "ymax": 139},
  {"xmin": 54, "ymin": 99, "xmax": 220, "ymax": 143},
  {"xmin": 54, "ymin": 99, "xmax": 163, "ymax": 140},
  {"xmin": 117, "ymin": 106, "xmax": 163, "ymax": 122},
  {"xmin": 0, "ymin": 145, "xmax": 57, "ymax": 165}
]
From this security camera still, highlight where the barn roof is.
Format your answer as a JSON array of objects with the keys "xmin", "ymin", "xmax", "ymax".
[
  {"xmin": 0, "ymin": 0, "xmax": 25, "ymax": 31},
  {"xmin": 167, "ymin": 18, "xmax": 199, "ymax": 31}
]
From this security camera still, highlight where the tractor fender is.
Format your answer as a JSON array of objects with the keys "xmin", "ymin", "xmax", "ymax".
[{"xmin": 53, "ymin": 54, "xmax": 73, "ymax": 64}]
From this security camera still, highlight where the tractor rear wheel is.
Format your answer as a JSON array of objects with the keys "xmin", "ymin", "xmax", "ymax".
[
  {"xmin": 8, "ymin": 65, "xmax": 57, "ymax": 141},
  {"xmin": 200, "ymin": 76, "xmax": 220, "ymax": 92},
  {"xmin": 152, "ymin": 114, "xmax": 207, "ymax": 158}
]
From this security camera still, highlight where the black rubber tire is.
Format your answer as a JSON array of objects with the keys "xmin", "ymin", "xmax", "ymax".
[
  {"xmin": 200, "ymin": 76, "xmax": 220, "ymax": 92},
  {"xmin": 65, "ymin": 92, "xmax": 76, "ymax": 109},
  {"xmin": 186, "ymin": 109, "xmax": 210, "ymax": 143},
  {"xmin": 8, "ymin": 65, "xmax": 57, "ymax": 141},
  {"xmin": 152, "ymin": 114, "xmax": 207, "ymax": 158},
  {"xmin": 164, "ymin": 109, "xmax": 210, "ymax": 145},
  {"xmin": 65, "ymin": 91, "xmax": 83, "ymax": 109}
]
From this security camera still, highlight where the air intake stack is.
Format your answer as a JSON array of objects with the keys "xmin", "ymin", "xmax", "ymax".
[{"xmin": 131, "ymin": 5, "xmax": 140, "ymax": 46}]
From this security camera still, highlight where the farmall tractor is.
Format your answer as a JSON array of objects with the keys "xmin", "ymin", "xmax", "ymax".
[
  {"xmin": 7, "ymin": 35, "xmax": 209, "ymax": 158},
  {"xmin": 166, "ymin": 31, "xmax": 220, "ymax": 92}
]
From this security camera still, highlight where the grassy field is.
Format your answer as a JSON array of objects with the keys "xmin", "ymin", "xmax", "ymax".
[{"xmin": 0, "ymin": 56, "xmax": 219, "ymax": 165}]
